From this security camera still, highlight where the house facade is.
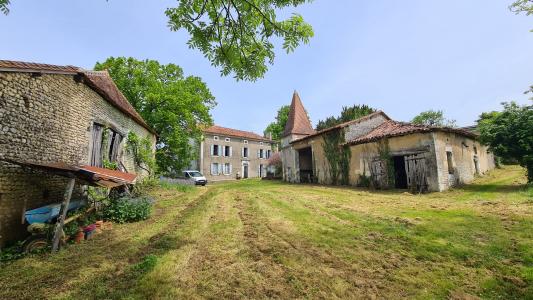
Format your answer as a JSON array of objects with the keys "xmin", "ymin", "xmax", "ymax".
[
  {"xmin": 0, "ymin": 60, "xmax": 156, "ymax": 247},
  {"xmin": 194, "ymin": 126, "xmax": 274, "ymax": 181},
  {"xmin": 281, "ymin": 92, "xmax": 495, "ymax": 192}
]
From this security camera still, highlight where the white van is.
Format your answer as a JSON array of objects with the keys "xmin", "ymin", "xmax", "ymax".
[{"xmin": 183, "ymin": 170, "xmax": 207, "ymax": 186}]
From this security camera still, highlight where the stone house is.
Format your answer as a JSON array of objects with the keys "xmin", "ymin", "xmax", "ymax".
[
  {"xmin": 281, "ymin": 91, "xmax": 495, "ymax": 192},
  {"xmin": 0, "ymin": 60, "xmax": 157, "ymax": 247},
  {"xmin": 194, "ymin": 126, "xmax": 274, "ymax": 181}
]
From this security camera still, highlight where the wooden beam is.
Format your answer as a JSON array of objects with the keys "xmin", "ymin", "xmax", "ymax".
[{"xmin": 51, "ymin": 177, "xmax": 76, "ymax": 252}]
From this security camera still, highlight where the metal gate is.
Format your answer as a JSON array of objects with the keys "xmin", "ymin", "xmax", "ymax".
[{"xmin": 404, "ymin": 154, "xmax": 428, "ymax": 193}]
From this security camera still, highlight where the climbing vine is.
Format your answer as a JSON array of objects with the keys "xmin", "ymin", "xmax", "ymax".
[
  {"xmin": 372, "ymin": 138, "xmax": 395, "ymax": 189},
  {"xmin": 126, "ymin": 132, "xmax": 156, "ymax": 175},
  {"xmin": 322, "ymin": 129, "xmax": 351, "ymax": 185}
]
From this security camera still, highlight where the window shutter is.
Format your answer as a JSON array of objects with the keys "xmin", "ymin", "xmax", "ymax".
[
  {"xmin": 210, "ymin": 145, "xmax": 214, "ymax": 156},
  {"xmin": 218, "ymin": 163, "xmax": 223, "ymax": 175},
  {"xmin": 241, "ymin": 147, "xmax": 244, "ymax": 157},
  {"xmin": 230, "ymin": 164, "xmax": 232, "ymax": 174},
  {"xmin": 210, "ymin": 163, "xmax": 214, "ymax": 175},
  {"xmin": 229, "ymin": 147, "xmax": 233, "ymax": 157},
  {"xmin": 257, "ymin": 150, "xmax": 260, "ymax": 158}
]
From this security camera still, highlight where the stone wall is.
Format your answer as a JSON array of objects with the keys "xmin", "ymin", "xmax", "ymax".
[
  {"xmin": 0, "ymin": 71, "xmax": 156, "ymax": 247},
  {"xmin": 201, "ymin": 133, "xmax": 274, "ymax": 181}
]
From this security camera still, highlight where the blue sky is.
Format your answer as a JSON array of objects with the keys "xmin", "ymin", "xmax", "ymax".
[{"xmin": 1, "ymin": 1, "xmax": 531, "ymax": 134}]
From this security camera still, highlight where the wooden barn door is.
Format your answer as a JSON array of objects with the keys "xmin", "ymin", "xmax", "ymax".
[
  {"xmin": 370, "ymin": 159, "xmax": 388, "ymax": 189},
  {"xmin": 404, "ymin": 154, "xmax": 428, "ymax": 193}
]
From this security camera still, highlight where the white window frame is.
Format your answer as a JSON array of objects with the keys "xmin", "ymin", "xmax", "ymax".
[
  {"xmin": 224, "ymin": 163, "xmax": 232, "ymax": 175},
  {"xmin": 242, "ymin": 147, "xmax": 249, "ymax": 158},
  {"xmin": 225, "ymin": 137, "xmax": 231, "ymax": 142},
  {"xmin": 211, "ymin": 144, "xmax": 221, "ymax": 157},
  {"xmin": 243, "ymin": 140, "xmax": 248, "ymax": 144},
  {"xmin": 211, "ymin": 163, "xmax": 219, "ymax": 175},
  {"xmin": 213, "ymin": 136, "xmax": 219, "ymax": 141},
  {"xmin": 260, "ymin": 142, "xmax": 263, "ymax": 145}
]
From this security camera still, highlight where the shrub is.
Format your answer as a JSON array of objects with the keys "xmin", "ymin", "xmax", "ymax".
[
  {"xmin": 103, "ymin": 196, "xmax": 153, "ymax": 224},
  {"xmin": 357, "ymin": 174, "xmax": 372, "ymax": 188}
]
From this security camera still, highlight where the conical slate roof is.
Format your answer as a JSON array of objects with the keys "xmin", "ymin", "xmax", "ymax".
[{"xmin": 282, "ymin": 91, "xmax": 315, "ymax": 137}]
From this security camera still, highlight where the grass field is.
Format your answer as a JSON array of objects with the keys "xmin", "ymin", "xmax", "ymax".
[{"xmin": 0, "ymin": 166, "xmax": 532, "ymax": 299}]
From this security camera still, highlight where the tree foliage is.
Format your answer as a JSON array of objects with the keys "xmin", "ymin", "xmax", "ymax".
[
  {"xmin": 316, "ymin": 104, "xmax": 376, "ymax": 131},
  {"xmin": 0, "ymin": 0, "xmax": 8, "ymax": 14},
  {"xmin": 166, "ymin": 0, "xmax": 314, "ymax": 81},
  {"xmin": 477, "ymin": 101, "xmax": 533, "ymax": 183},
  {"xmin": 411, "ymin": 110, "xmax": 456, "ymax": 127},
  {"xmin": 94, "ymin": 57, "xmax": 216, "ymax": 173},
  {"xmin": 264, "ymin": 105, "xmax": 290, "ymax": 143},
  {"xmin": 510, "ymin": 0, "xmax": 533, "ymax": 15}
]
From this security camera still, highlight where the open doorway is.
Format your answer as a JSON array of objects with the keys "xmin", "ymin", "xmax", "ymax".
[
  {"xmin": 393, "ymin": 156, "xmax": 408, "ymax": 189},
  {"xmin": 242, "ymin": 162, "xmax": 249, "ymax": 179},
  {"xmin": 298, "ymin": 147, "xmax": 313, "ymax": 183}
]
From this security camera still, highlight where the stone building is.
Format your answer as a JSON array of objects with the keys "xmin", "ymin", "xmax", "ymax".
[
  {"xmin": 194, "ymin": 125, "xmax": 274, "ymax": 182},
  {"xmin": 281, "ymin": 91, "xmax": 495, "ymax": 192},
  {"xmin": 0, "ymin": 60, "xmax": 157, "ymax": 247}
]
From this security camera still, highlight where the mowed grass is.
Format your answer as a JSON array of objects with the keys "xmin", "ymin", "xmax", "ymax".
[{"xmin": 0, "ymin": 166, "xmax": 532, "ymax": 299}]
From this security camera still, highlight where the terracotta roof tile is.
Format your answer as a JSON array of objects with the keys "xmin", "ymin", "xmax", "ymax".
[
  {"xmin": 0, "ymin": 60, "xmax": 155, "ymax": 135},
  {"xmin": 282, "ymin": 91, "xmax": 315, "ymax": 137},
  {"xmin": 345, "ymin": 120, "xmax": 478, "ymax": 146},
  {"xmin": 204, "ymin": 125, "xmax": 271, "ymax": 142},
  {"xmin": 0, "ymin": 60, "xmax": 79, "ymax": 74}
]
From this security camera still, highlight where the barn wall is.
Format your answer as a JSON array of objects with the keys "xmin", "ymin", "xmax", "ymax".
[
  {"xmin": 432, "ymin": 132, "xmax": 495, "ymax": 190},
  {"xmin": 348, "ymin": 133, "xmax": 441, "ymax": 191},
  {"xmin": 0, "ymin": 71, "xmax": 155, "ymax": 247}
]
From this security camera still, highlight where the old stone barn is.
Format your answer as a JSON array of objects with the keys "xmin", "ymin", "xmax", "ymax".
[
  {"xmin": 0, "ymin": 60, "xmax": 156, "ymax": 248},
  {"xmin": 281, "ymin": 92, "xmax": 495, "ymax": 192}
]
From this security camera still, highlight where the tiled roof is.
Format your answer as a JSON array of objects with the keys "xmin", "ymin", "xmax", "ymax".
[
  {"xmin": 0, "ymin": 60, "xmax": 79, "ymax": 74},
  {"xmin": 0, "ymin": 60, "xmax": 155, "ymax": 135},
  {"xmin": 282, "ymin": 91, "xmax": 315, "ymax": 137},
  {"xmin": 81, "ymin": 71, "xmax": 154, "ymax": 134},
  {"xmin": 344, "ymin": 120, "xmax": 478, "ymax": 146},
  {"xmin": 290, "ymin": 111, "xmax": 390, "ymax": 144},
  {"xmin": 204, "ymin": 125, "xmax": 272, "ymax": 142}
]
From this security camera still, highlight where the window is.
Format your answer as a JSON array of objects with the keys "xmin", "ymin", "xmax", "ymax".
[
  {"xmin": 259, "ymin": 164, "xmax": 264, "ymax": 177},
  {"xmin": 225, "ymin": 137, "xmax": 231, "ymax": 142},
  {"xmin": 212, "ymin": 144, "xmax": 220, "ymax": 156},
  {"xmin": 213, "ymin": 136, "xmax": 219, "ymax": 141},
  {"xmin": 243, "ymin": 140, "xmax": 248, "ymax": 144},
  {"xmin": 90, "ymin": 123, "xmax": 123, "ymax": 168},
  {"xmin": 224, "ymin": 145, "xmax": 231, "ymax": 157},
  {"xmin": 243, "ymin": 147, "xmax": 249, "ymax": 158},
  {"xmin": 260, "ymin": 142, "xmax": 263, "ymax": 145},
  {"xmin": 474, "ymin": 146, "xmax": 478, "ymax": 155},
  {"xmin": 446, "ymin": 151, "xmax": 454, "ymax": 174},
  {"xmin": 266, "ymin": 150, "xmax": 272, "ymax": 159},
  {"xmin": 224, "ymin": 163, "xmax": 232, "ymax": 175},
  {"xmin": 259, "ymin": 149, "xmax": 264, "ymax": 159},
  {"xmin": 211, "ymin": 163, "xmax": 219, "ymax": 175}
]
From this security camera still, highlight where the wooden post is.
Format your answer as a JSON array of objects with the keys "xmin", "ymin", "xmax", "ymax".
[{"xmin": 52, "ymin": 177, "xmax": 76, "ymax": 252}]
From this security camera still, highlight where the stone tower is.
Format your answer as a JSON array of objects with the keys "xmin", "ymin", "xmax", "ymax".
[{"xmin": 280, "ymin": 91, "xmax": 315, "ymax": 182}]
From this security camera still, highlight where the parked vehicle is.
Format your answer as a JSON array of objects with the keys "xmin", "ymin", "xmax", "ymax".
[{"xmin": 182, "ymin": 170, "xmax": 207, "ymax": 186}]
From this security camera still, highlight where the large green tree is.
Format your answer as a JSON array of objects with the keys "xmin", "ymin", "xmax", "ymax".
[
  {"xmin": 411, "ymin": 110, "xmax": 456, "ymax": 127},
  {"xmin": 316, "ymin": 104, "xmax": 375, "ymax": 131},
  {"xmin": 94, "ymin": 57, "xmax": 216, "ymax": 173},
  {"xmin": 510, "ymin": 0, "xmax": 533, "ymax": 15},
  {"xmin": 264, "ymin": 105, "xmax": 290, "ymax": 143},
  {"xmin": 0, "ymin": 0, "xmax": 313, "ymax": 81},
  {"xmin": 477, "ymin": 101, "xmax": 533, "ymax": 183}
]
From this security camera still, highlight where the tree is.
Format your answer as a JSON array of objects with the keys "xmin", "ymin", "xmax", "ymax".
[
  {"xmin": 510, "ymin": 0, "xmax": 533, "ymax": 15},
  {"xmin": 0, "ymin": 0, "xmax": 8, "ymax": 14},
  {"xmin": 166, "ymin": 0, "xmax": 314, "ymax": 81},
  {"xmin": 264, "ymin": 105, "xmax": 290, "ymax": 143},
  {"xmin": 411, "ymin": 110, "xmax": 456, "ymax": 127},
  {"xmin": 316, "ymin": 104, "xmax": 376, "ymax": 131},
  {"xmin": 94, "ymin": 57, "xmax": 216, "ymax": 174},
  {"xmin": 477, "ymin": 101, "xmax": 533, "ymax": 183}
]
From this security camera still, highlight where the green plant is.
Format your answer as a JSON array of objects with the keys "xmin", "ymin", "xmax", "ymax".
[
  {"xmin": 322, "ymin": 129, "xmax": 351, "ymax": 185},
  {"xmin": 102, "ymin": 159, "xmax": 118, "ymax": 170},
  {"xmin": 0, "ymin": 241, "xmax": 24, "ymax": 263},
  {"xmin": 132, "ymin": 177, "xmax": 160, "ymax": 197},
  {"xmin": 158, "ymin": 181, "xmax": 193, "ymax": 193},
  {"xmin": 103, "ymin": 196, "xmax": 153, "ymax": 224},
  {"xmin": 357, "ymin": 174, "xmax": 372, "ymax": 188},
  {"xmin": 126, "ymin": 132, "xmax": 156, "ymax": 175},
  {"xmin": 130, "ymin": 254, "xmax": 159, "ymax": 276}
]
